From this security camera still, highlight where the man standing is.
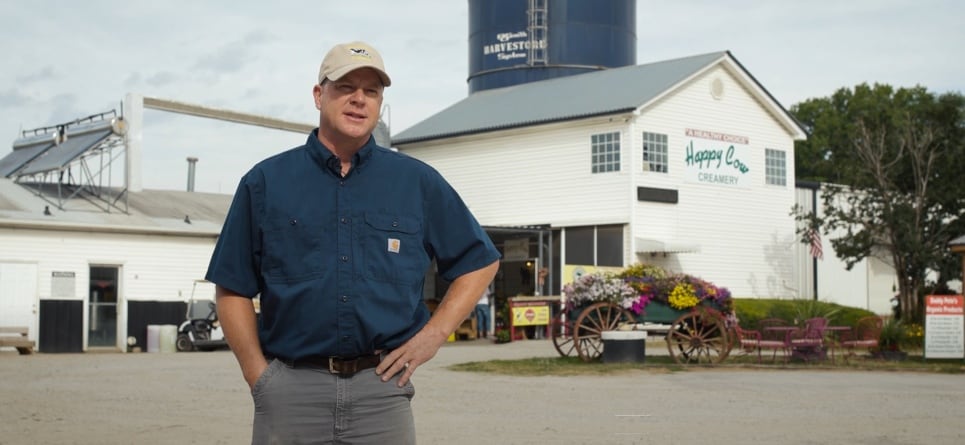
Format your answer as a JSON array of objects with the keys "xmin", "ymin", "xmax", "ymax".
[
  {"xmin": 206, "ymin": 41, "xmax": 500, "ymax": 444},
  {"xmin": 475, "ymin": 283, "xmax": 492, "ymax": 339}
]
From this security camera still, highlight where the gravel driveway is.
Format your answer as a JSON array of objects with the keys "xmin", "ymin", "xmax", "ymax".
[{"xmin": 1, "ymin": 339, "xmax": 963, "ymax": 444}]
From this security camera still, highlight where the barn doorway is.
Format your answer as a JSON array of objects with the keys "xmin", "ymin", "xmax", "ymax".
[{"xmin": 88, "ymin": 266, "xmax": 118, "ymax": 348}]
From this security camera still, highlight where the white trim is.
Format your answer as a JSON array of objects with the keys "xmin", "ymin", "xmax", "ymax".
[{"xmin": 634, "ymin": 237, "xmax": 700, "ymax": 254}]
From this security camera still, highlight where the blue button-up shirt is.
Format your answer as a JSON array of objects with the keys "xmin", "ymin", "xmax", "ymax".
[{"xmin": 205, "ymin": 130, "xmax": 500, "ymax": 360}]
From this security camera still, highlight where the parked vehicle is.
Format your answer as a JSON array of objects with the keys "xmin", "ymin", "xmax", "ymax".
[{"xmin": 176, "ymin": 280, "xmax": 227, "ymax": 352}]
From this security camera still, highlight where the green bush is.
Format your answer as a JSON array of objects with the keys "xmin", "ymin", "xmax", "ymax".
[{"xmin": 733, "ymin": 298, "xmax": 875, "ymax": 329}]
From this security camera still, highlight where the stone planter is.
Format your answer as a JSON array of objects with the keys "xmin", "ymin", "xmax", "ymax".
[{"xmin": 601, "ymin": 330, "xmax": 647, "ymax": 363}]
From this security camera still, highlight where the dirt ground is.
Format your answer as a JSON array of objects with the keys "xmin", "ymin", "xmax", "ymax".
[{"xmin": 2, "ymin": 339, "xmax": 964, "ymax": 445}]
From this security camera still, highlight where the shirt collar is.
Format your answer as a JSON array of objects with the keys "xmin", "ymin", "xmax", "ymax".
[{"xmin": 306, "ymin": 129, "xmax": 377, "ymax": 176}]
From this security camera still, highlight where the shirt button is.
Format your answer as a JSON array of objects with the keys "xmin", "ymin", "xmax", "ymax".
[
  {"xmin": 392, "ymin": 221, "xmax": 399, "ymax": 227},
  {"xmin": 340, "ymin": 217, "xmax": 348, "ymax": 224},
  {"xmin": 289, "ymin": 219, "xmax": 297, "ymax": 225},
  {"xmin": 341, "ymin": 335, "xmax": 350, "ymax": 341},
  {"xmin": 341, "ymin": 295, "xmax": 349, "ymax": 302},
  {"xmin": 340, "ymin": 255, "xmax": 349, "ymax": 262}
]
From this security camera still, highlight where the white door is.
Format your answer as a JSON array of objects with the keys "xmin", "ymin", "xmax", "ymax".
[{"xmin": 0, "ymin": 262, "xmax": 39, "ymax": 340}]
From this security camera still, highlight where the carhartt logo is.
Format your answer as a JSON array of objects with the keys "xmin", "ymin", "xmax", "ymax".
[
  {"xmin": 349, "ymin": 48, "xmax": 372, "ymax": 59},
  {"xmin": 387, "ymin": 238, "xmax": 400, "ymax": 253}
]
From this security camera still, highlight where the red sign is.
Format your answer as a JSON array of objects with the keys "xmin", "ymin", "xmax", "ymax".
[
  {"xmin": 925, "ymin": 294, "xmax": 965, "ymax": 359},
  {"xmin": 925, "ymin": 295, "xmax": 964, "ymax": 315}
]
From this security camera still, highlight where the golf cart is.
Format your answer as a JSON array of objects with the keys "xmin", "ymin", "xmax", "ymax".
[{"xmin": 176, "ymin": 280, "xmax": 227, "ymax": 352}]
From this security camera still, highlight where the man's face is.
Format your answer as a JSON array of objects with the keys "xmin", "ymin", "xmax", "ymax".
[{"xmin": 314, "ymin": 68, "xmax": 384, "ymax": 146}]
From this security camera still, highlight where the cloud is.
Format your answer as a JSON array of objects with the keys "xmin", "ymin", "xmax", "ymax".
[
  {"xmin": 41, "ymin": 94, "xmax": 82, "ymax": 124},
  {"xmin": 192, "ymin": 30, "xmax": 275, "ymax": 76},
  {"xmin": 15, "ymin": 66, "xmax": 58, "ymax": 84},
  {"xmin": 124, "ymin": 72, "xmax": 142, "ymax": 88},
  {"xmin": 146, "ymin": 71, "xmax": 179, "ymax": 87},
  {"xmin": 0, "ymin": 89, "xmax": 31, "ymax": 108}
]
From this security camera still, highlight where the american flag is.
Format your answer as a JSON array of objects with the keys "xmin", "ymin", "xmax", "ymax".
[{"xmin": 808, "ymin": 228, "xmax": 823, "ymax": 260}]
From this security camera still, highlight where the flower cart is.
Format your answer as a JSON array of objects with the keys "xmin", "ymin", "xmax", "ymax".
[{"xmin": 552, "ymin": 265, "xmax": 735, "ymax": 364}]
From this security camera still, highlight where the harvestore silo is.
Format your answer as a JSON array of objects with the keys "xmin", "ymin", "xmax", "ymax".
[{"xmin": 468, "ymin": 0, "xmax": 637, "ymax": 94}]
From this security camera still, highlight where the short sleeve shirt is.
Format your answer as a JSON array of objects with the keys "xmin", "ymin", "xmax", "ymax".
[{"xmin": 205, "ymin": 131, "xmax": 500, "ymax": 360}]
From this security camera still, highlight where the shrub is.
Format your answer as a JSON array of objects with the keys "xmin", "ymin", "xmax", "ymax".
[
  {"xmin": 733, "ymin": 298, "xmax": 874, "ymax": 329},
  {"xmin": 878, "ymin": 317, "xmax": 912, "ymax": 351},
  {"xmin": 493, "ymin": 329, "xmax": 511, "ymax": 344}
]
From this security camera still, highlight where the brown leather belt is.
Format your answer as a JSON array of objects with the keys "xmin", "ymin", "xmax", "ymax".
[{"xmin": 278, "ymin": 353, "xmax": 383, "ymax": 376}]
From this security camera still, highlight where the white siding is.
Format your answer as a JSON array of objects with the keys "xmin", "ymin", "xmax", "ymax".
[
  {"xmin": 793, "ymin": 187, "xmax": 817, "ymax": 300},
  {"xmin": 811, "ymin": 185, "xmax": 897, "ymax": 315},
  {"xmin": 401, "ymin": 118, "xmax": 633, "ymax": 227},
  {"xmin": 0, "ymin": 227, "xmax": 216, "ymax": 349},
  {"xmin": 628, "ymin": 66, "xmax": 798, "ymax": 298},
  {"xmin": 0, "ymin": 262, "xmax": 38, "ymax": 343}
]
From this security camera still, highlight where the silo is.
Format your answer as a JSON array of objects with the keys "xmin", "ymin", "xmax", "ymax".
[{"xmin": 468, "ymin": 0, "xmax": 636, "ymax": 94}]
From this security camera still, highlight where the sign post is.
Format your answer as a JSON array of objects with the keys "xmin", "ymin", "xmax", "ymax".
[
  {"xmin": 924, "ymin": 295, "xmax": 965, "ymax": 359},
  {"xmin": 508, "ymin": 296, "xmax": 557, "ymax": 341}
]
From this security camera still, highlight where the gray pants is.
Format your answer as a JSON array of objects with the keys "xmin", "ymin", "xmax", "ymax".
[{"xmin": 251, "ymin": 359, "xmax": 416, "ymax": 444}]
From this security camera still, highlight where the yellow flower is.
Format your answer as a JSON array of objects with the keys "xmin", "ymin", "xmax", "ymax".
[{"xmin": 668, "ymin": 283, "xmax": 699, "ymax": 309}]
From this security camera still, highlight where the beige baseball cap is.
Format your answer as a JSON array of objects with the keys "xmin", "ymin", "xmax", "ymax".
[{"xmin": 318, "ymin": 41, "xmax": 391, "ymax": 87}]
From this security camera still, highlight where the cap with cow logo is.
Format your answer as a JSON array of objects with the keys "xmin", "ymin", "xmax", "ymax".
[{"xmin": 318, "ymin": 41, "xmax": 391, "ymax": 87}]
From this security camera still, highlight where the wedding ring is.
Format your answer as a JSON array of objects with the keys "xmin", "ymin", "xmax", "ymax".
[{"xmin": 403, "ymin": 362, "xmax": 410, "ymax": 369}]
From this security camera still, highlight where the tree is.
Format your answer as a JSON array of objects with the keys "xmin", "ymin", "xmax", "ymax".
[{"xmin": 791, "ymin": 83, "xmax": 965, "ymax": 321}]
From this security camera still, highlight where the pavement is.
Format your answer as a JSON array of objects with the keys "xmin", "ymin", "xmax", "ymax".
[{"xmin": 1, "ymin": 338, "xmax": 964, "ymax": 444}]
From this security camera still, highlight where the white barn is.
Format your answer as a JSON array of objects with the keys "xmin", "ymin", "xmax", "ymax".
[{"xmin": 394, "ymin": 51, "xmax": 895, "ymax": 311}]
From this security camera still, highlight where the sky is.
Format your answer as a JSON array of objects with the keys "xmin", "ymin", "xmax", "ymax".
[{"xmin": 1, "ymin": 1, "xmax": 962, "ymax": 194}]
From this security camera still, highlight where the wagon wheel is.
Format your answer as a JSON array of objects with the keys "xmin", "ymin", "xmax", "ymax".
[
  {"xmin": 550, "ymin": 311, "xmax": 576, "ymax": 357},
  {"xmin": 665, "ymin": 310, "xmax": 731, "ymax": 364},
  {"xmin": 573, "ymin": 302, "xmax": 634, "ymax": 362}
]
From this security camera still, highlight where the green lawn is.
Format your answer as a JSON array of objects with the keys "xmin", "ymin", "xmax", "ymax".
[{"xmin": 449, "ymin": 352, "xmax": 965, "ymax": 375}]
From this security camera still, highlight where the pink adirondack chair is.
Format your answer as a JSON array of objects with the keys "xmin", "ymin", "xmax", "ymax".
[
  {"xmin": 787, "ymin": 317, "xmax": 829, "ymax": 362},
  {"xmin": 735, "ymin": 325, "xmax": 789, "ymax": 363},
  {"xmin": 839, "ymin": 316, "xmax": 883, "ymax": 361}
]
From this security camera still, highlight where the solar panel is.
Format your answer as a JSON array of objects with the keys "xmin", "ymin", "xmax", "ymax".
[
  {"xmin": 18, "ymin": 128, "xmax": 114, "ymax": 176},
  {"xmin": 0, "ymin": 140, "xmax": 56, "ymax": 177}
]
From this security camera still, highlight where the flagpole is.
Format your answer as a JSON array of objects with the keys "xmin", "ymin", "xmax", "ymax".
[{"xmin": 811, "ymin": 185, "xmax": 819, "ymax": 301}]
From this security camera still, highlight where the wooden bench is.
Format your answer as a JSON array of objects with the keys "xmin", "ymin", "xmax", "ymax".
[
  {"xmin": 454, "ymin": 317, "xmax": 477, "ymax": 340},
  {"xmin": 0, "ymin": 326, "xmax": 35, "ymax": 355}
]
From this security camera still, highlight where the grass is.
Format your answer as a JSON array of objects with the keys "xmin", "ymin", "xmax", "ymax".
[{"xmin": 448, "ymin": 351, "xmax": 965, "ymax": 375}]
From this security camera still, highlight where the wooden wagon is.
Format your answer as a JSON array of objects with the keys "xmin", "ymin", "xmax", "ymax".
[{"xmin": 550, "ymin": 300, "xmax": 733, "ymax": 364}]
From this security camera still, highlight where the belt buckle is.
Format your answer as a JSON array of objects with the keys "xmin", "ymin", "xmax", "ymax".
[{"xmin": 328, "ymin": 357, "xmax": 341, "ymax": 374}]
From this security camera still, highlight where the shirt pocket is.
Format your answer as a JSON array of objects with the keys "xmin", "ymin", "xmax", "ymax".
[
  {"xmin": 362, "ymin": 212, "xmax": 426, "ymax": 284},
  {"xmin": 262, "ymin": 222, "xmax": 326, "ymax": 283}
]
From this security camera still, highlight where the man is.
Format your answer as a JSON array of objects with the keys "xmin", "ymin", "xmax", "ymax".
[
  {"xmin": 474, "ymin": 283, "xmax": 492, "ymax": 339},
  {"xmin": 206, "ymin": 41, "xmax": 500, "ymax": 444}
]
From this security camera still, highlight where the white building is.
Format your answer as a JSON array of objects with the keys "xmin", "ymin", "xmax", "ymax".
[
  {"xmin": 394, "ymin": 51, "xmax": 895, "ymax": 312},
  {"xmin": 0, "ymin": 178, "xmax": 229, "ymax": 352},
  {"xmin": 0, "ymin": 52, "xmax": 902, "ymax": 353}
]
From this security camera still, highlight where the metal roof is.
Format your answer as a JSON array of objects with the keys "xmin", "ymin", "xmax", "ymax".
[
  {"xmin": 392, "ymin": 51, "xmax": 730, "ymax": 145},
  {"xmin": 950, "ymin": 234, "xmax": 965, "ymax": 247},
  {"xmin": 0, "ymin": 178, "xmax": 231, "ymax": 237}
]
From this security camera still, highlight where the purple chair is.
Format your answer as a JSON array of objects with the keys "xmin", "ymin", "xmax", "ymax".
[{"xmin": 787, "ymin": 317, "xmax": 829, "ymax": 362}]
